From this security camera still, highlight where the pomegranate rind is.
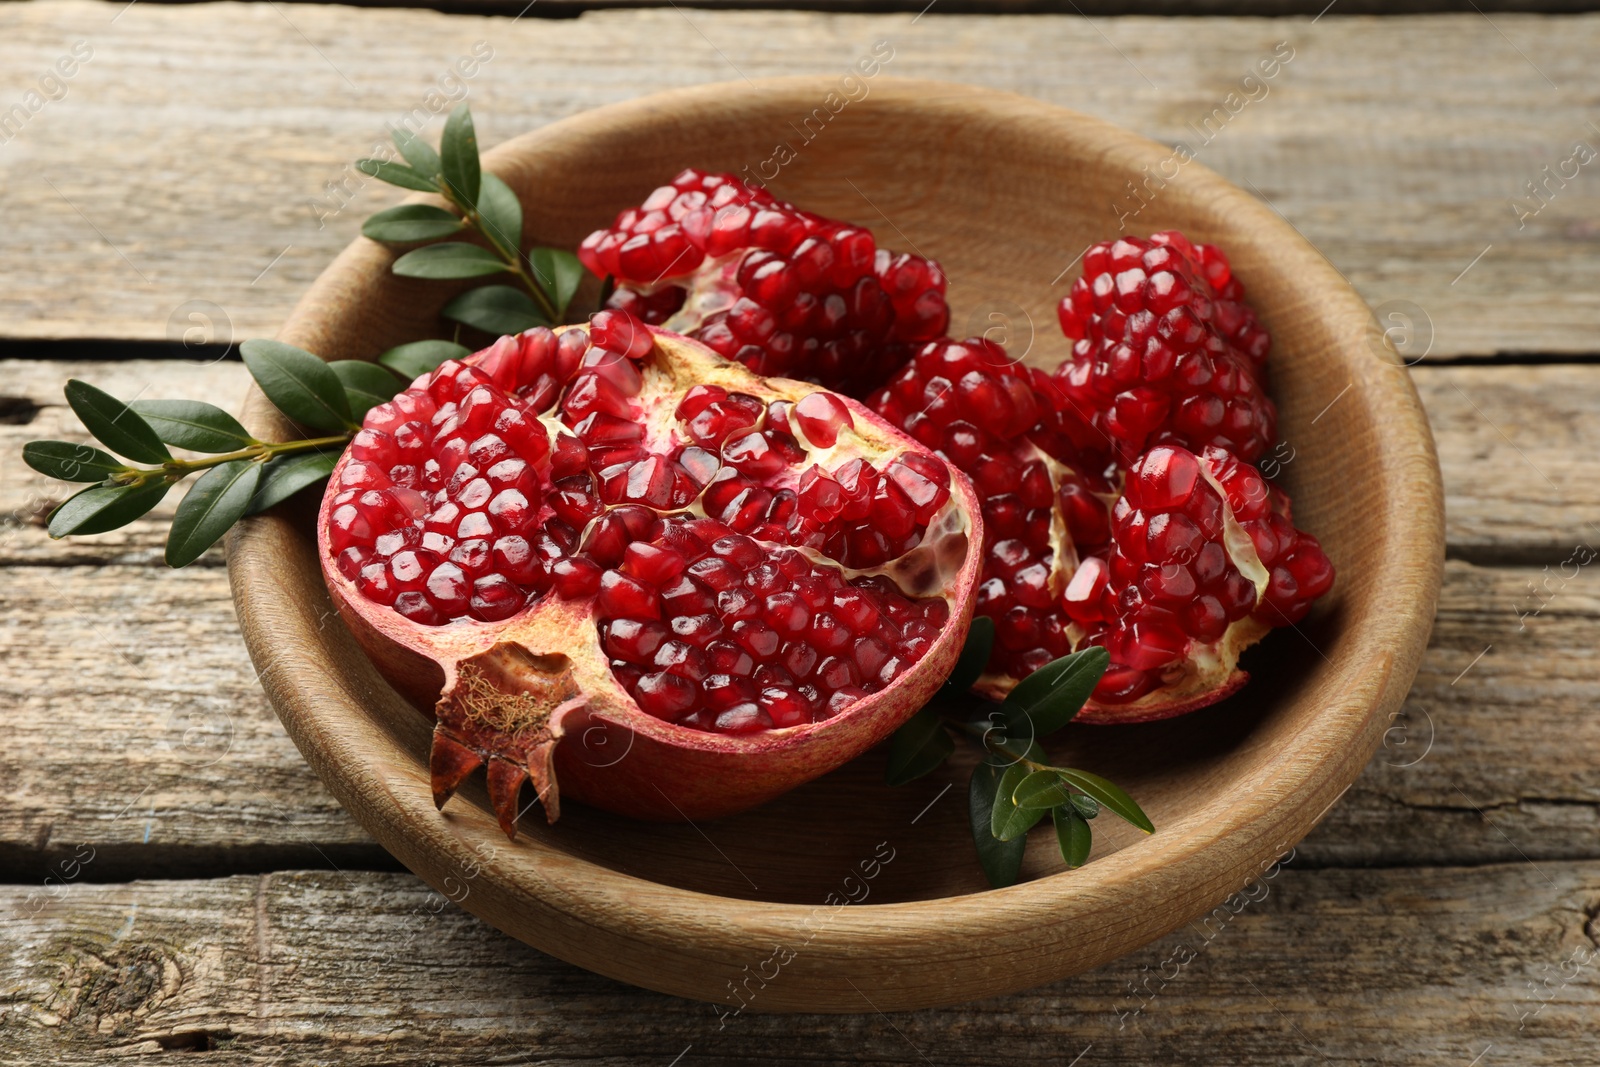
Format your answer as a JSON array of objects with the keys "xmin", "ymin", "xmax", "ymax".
[
  {"xmin": 318, "ymin": 327, "xmax": 982, "ymax": 826},
  {"xmin": 972, "ymin": 615, "xmax": 1268, "ymax": 724}
]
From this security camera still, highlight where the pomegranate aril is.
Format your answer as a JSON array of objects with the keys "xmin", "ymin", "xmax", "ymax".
[
  {"xmin": 589, "ymin": 308, "xmax": 654, "ymax": 360},
  {"xmin": 714, "ymin": 704, "xmax": 772, "ymax": 733},
  {"xmin": 634, "ymin": 671, "xmax": 698, "ymax": 721},
  {"xmin": 394, "ymin": 591, "xmax": 446, "ymax": 625},
  {"xmin": 824, "ymin": 685, "xmax": 869, "ymax": 717},
  {"xmin": 792, "ymin": 391, "xmax": 854, "ymax": 447},
  {"xmin": 471, "ymin": 575, "xmax": 526, "ymax": 621},
  {"xmin": 654, "ymin": 640, "xmax": 710, "ymax": 682},
  {"xmin": 622, "ymin": 542, "xmax": 687, "ymax": 587},
  {"xmin": 661, "ymin": 576, "xmax": 715, "ymax": 616},
  {"xmin": 759, "ymin": 686, "xmax": 811, "ymax": 728},
  {"xmin": 598, "ymin": 571, "xmax": 662, "ymax": 620},
  {"xmin": 491, "ymin": 536, "xmax": 543, "ymax": 586},
  {"xmin": 603, "ymin": 618, "xmax": 668, "ymax": 662},
  {"xmin": 1127, "ymin": 446, "xmax": 1201, "ymax": 510},
  {"xmin": 706, "ymin": 640, "xmax": 755, "ymax": 677},
  {"xmin": 672, "ymin": 613, "xmax": 724, "ymax": 644},
  {"xmin": 355, "ymin": 562, "xmax": 397, "ymax": 606},
  {"xmin": 550, "ymin": 556, "xmax": 602, "ymax": 599}
]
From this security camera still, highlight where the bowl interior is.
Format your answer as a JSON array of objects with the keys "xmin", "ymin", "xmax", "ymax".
[{"xmin": 234, "ymin": 78, "xmax": 1440, "ymax": 1005}]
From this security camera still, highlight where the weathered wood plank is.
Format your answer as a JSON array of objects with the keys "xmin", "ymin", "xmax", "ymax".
[
  {"xmin": 186, "ymin": 0, "xmax": 1600, "ymax": 14},
  {"xmin": 6, "ymin": 360, "xmax": 1599, "ymax": 563},
  {"xmin": 0, "ymin": 3, "xmax": 1595, "ymax": 357},
  {"xmin": 2, "ymin": 865, "xmax": 1596, "ymax": 1062},
  {"xmin": 1, "ymin": 540, "xmax": 1594, "ymax": 875}
]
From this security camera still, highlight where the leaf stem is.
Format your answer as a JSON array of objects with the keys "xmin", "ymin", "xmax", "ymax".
[
  {"xmin": 946, "ymin": 715, "xmax": 1054, "ymax": 774},
  {"xmin": 439, "ymin": 189, "xmax": 560, "ymax": 322},
  {"xmin": 113, "ymin": 434, "xmax": 351, "ymax": 487}
]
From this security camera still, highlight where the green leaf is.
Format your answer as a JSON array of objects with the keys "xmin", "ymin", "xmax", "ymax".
[
  {"xmin": 990, "ymin": 762, "xmax": 1046, "ymax": 841},
  {"xmin": 969, "ymin": 762, "xmax": 1027, "ymax": 889},
  {"xmin": 439, "ymin": 104, "xmax": 480, "ymax": 208},
  {"xmin": 884, "ymin": 705, "xmax": 956, "ymax": 786},
  {"xmin": 165, "ymin": 460, "xmax": 263, "ymax": 567},
  {"xmin": 441, "ymin": 284, "xmax": 548, "ymax": 335},
  {"xmin": 246, "ymin": 451, "xmax": 339, "ymax": 515},
  {"xmin": 944, "ymin": 615, "xmax": 995, "ymax": 693},
  {"xmin": 1057, "ymin": 768, "xmax": 1155, "ymax": 834},
  {"xmin": 1070, "ymin": 793, "xmax": 1100, "ymax": 820},
  {"xmin": 63, "ymin": 380, "xmax": 171, "ymax": 464},
  {"xmin": 130, "ymin": 399, "xmax": 256, "ymax": 453},
  {"xmin": 47, "ymin": 479, "xmax": 171, "ymax": 537},
  {"xmin": 391, "ymin": 242, "xmax": 508, "ymax": 280},
  {"xmin": 527, "ymin": 247, "xmax": 584, "ymax": 319},
  {"xmin": 1013, "ymin": 769, "xmax": 1075, "ymax": 812},
  {"xmin": 377, "ymin": 339, "xmax": 473, "ymax": 381},
  {"xmin": 1053, "ymin": 805, "xmax": 1093, "ymax": 868},
  {"xmin": 476, "ymin": 172, "xmax": 523, "ymax": 253},
  {"xmin": 1000, "ymin": 645, "xmax": 1110, "ymax": 738},
  {"xmin": 330, "ymin": 360, "xmax": 403, "ymax": 419},
  {"xmin": 390, "ymin": 127, "xmax": 442, "ymax": 178},
  {"xmin": 22, "ymin": 441, "xmax": 129, "ymax": 483},
  {"xmin": 356, "ymin": 159, "xmax": 438, "ymax": 193},
  {"xmin": 240, "ymin": 339, "xmax": 354, "ymax": 432},
  {"xmin": 597, "ymin": 273, "xmax": 617, "ymax": 312},
  {"xmin": 361, "ymin": 204, "xmax": 462, "ymax": 244}
]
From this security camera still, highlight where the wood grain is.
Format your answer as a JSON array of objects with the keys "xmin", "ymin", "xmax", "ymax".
[
  {"xmin": 0, "ymin": 2, "xmax": 1596, "ymax": 357},
  {"xmin": 3, "ymin": 865, "xmax": 1596, "ymax": 1062},
  {"xmin": 212, "ymin": 0, "xmax": 1600, "ymax": 14}
]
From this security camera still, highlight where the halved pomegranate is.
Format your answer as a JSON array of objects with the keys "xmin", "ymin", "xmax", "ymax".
[
  {"xmin": 578, "ymin": 169, "xmax": 948, "ymax": 395},
  {"xmin": 318, "ymin": 310, "xmax": 981, "ymax": 832}
]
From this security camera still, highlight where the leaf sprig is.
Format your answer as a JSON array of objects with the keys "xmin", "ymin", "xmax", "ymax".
[
  {"xmin": 23, "ymin": 337, "xmax": 472, "ymax": 565},
  {"xmin": 886, "ymin": 619, "xmax": 1154, "ymax": 888},
  {"xmin": 23, "ymin": 103, "xmax": 572, "ymax": 565},
  {"xmin": 359, "ymin": 106, "xmax": 586, "ymax": 334}
]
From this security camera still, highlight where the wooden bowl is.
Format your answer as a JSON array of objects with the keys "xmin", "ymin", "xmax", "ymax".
[{"xmin": 229, "ymin": 78, "xmax": 1443, "ymax": 1012}]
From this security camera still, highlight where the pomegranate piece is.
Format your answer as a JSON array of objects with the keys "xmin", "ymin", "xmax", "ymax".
[
  {"xmin": 320, "ymin": 313, "xmax": 982, "ymax": 832},
  {"xmin": 1054, "ymin": 231, "xmax": 1277, "ymax": 465},
  {"xmin": 865, "ymin": 315, "xmax": 1332, "ymax": 724},
  {"xmin": 1054, "ymin": 444, "xmax": 1332, "ymax": 718},
  {"xmin": 867, "ymin": 336, "xmax": 1114, "ymax": 680},
  {"xmin": 578, "ymin": 169, "xmax": 948, "ymax": 395}
]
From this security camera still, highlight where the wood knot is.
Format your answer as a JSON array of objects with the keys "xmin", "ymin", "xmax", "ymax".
[{"xmin": 53, "ymin": 942, "xmax": 183, "ymax": 1036}]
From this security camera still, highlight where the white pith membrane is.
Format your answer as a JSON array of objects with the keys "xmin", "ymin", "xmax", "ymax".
[
  {"xmin": 319, "ymin": 325, "xmax": 978, "ymax": 834},
  {"xmin": 656, "ymin": 253, "xmax": 742, "ymax": 335},
  {"xmin": 975, "ymin": 451, "xmax": 1274, "ymax": 718}
]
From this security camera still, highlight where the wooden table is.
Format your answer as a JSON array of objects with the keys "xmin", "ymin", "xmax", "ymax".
[{"xmin": 3, "ymin": 2, "xmax": 1597, "ymax": 1062}]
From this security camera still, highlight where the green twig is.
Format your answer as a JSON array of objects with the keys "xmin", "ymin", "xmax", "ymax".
[{"xmin": 113, "ymin": 433, "xmax": 351, "ymax": 488}]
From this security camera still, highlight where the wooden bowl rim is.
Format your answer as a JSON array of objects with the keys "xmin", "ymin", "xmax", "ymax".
[{"xmin": 228, "ymin": 76, "xmax": 1444, "ymax": 1011}]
